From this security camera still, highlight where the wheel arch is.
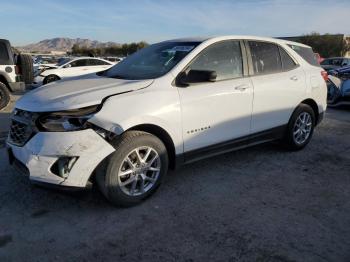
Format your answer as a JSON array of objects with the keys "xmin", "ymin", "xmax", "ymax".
[
  {"xmin": 0, "ymin": 74, "xmax": 10, "ymax": 90},
  {"xmin": 127, "ymin": 124, "xmax": 176, "ymax": 169},
  {"xmin": 43, "ymin": 74, "xmax": 61, "ymax": 84},
  {"xmin": 300, "ymin": 98, "xmax": 319, "ymax": 125}
]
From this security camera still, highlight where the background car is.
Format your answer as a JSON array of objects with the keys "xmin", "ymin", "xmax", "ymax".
[
  {"xmin": 329, "ymin": 65, "xmax": 350, "ymax": 80},
  {"xmin": 34, "ymin": 57, "xmax": 114, "ymax": 85},
  {"xmin": 327, "ymin": 75, "xmax": 350, "ymax": 106},
  {"xmin": 320, "ymin": 57, "xmax": 350, "ymax": 72}
]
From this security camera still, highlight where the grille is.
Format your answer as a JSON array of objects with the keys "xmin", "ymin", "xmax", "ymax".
[
  {"xmin": 8, "ymin": 109, "xmax": 36, "ymax": 147},
  {"xmin": 9, "ymin": 120, "xmax": 32, "ymax": 146}
]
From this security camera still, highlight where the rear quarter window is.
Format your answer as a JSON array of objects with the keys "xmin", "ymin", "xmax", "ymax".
[{"xmin": 288, "ymin": 44, "xmax": 319, "ymax": 67}]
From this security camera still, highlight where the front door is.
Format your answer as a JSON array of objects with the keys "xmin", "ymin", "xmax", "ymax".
[{"xmin": 177, "ymin": 40, "xmax": 254, "ymax": 153}]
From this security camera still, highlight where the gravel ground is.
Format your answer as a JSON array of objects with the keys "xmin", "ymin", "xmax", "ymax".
[{"xmin": 0, "ymin": 107, "xmax": 350, "ymax": 262}]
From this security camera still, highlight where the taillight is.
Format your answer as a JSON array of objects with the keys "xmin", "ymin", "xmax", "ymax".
[
  {"xmin": 321, "ymin": 70, "xmax": 328, "ymax": 81},
  {"xmin": 15, "ymin": 65, "xmax": 21, "ymax": 75}
]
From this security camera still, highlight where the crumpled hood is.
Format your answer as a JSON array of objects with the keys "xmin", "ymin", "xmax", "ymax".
[{"xmin": 16, "ymin": 74, "xmax": 153, "ymax": 112}]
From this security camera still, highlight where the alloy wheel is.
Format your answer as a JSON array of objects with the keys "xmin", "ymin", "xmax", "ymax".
[
  {"xmin": 118, "ymin": 146, "xmax": 161, "ymax": 196},
  {"xmin": 293, "ymin": 112, "xmax": 312, "ymax": 145}
]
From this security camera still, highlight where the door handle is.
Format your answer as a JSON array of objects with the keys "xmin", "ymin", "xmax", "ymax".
[
  {"xmin": 234, "ymin": 84, "xmax": 250, "ymax": 91},
  {"xmin": 290, "ymin": 76, "xmax": 298, "ymax": 81}
]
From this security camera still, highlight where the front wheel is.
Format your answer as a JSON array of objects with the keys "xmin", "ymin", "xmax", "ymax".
[
  {"xmin": 284, "ymin": 104, "xmax": 315, "ymax": 150},
  {"xmin": 43, "ymin": 75, "xmax": 60, "ymax": 85},
  {"xmin": 96, "ymin": 131, "xmax": 168, "ymax": 207}
]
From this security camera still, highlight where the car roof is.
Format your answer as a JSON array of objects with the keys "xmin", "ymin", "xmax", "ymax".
[
  {"xmin": 164, "ymin": 35, "xmax": 311, "ymax": 48},
  {"xmin": 70, "ymin": 57, "xmax": 113, "ymax": 63},
  {"xmin": 324, "ymin": 57, "xmax": 346, "ymax": 60}
]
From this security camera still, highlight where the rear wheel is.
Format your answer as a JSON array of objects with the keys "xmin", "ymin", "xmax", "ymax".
[
  {"xmin": 43, "ymin": 75, "xmax": 60, "ymax": 85},
  {"xmin": 284, "ymin": 104, "xmax": 315, "ymax": 150},
  {"xmin": 96, "ymin": 131, "xmax": 168, "ymax": 207},
  {"xmin": 0, "ymin": 82, "xmax": 10, "ymax": 110}
]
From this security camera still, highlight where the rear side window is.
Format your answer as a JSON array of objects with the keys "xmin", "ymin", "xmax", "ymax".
[
  {"xmin": 89, "ymin": 59, "xmax": 110, "ymax": 66},
  {"xmin": 188, "ymin": 40, "xmax": 243, "ymax": 81},
  {"xmin": 279, "ymin": 47, "xmax": 297, "ymax": 71},
  {"xmin": 0, "ymin": 42, "xmax": 10, "ymax": 64},
  {"xmin": 248, "ymin": 41, "xmax": 282, "ymax": 75},
  {"xmin": 288, "ymin": 45, "xmax": 319, "ymax": 66}
]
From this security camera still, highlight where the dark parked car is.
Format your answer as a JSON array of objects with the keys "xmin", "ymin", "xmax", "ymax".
[
  {"xmin": 321, "ymin": 57, "xmax": 350, "ymax": 72},
  {"xmin": 327, "ymin": 75, "xmax": 350, "ymax": 106},
  {"xmin": 329, "ymin": 65, "xmax": 350, "ymax": 80}
]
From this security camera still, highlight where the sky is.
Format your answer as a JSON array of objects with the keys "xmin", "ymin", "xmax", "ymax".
[{"xmin": 1, "ymin": 0, "xmax": 350, "ymax": 46}]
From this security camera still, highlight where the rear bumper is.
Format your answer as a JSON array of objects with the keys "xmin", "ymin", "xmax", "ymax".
[{"xmin": 6, "ymin": 129, "xmax": 115, "ymax": 187}]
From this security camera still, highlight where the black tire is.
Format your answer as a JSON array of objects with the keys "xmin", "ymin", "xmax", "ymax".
[
  {"xmin": 284, "ymin": 104, "xmax": 315, "ymax": 150},
  {"xmin": 17, "ymin": 54, "xmax": 34, "ymax": 85},
  {"xmin": 43, "ymin": 75, "xmax": 60, "ymax": 85},
  {"xmin": 0, "ymin": 82, "xmax": 10, "ymax": 110},
  {"xmin": 96, "ymin": 131, "xmax": 169, "ymax": 207}
]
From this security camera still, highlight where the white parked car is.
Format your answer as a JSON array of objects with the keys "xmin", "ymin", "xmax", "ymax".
[
  {"xmin": 7, "ymin": 36, "xmax": 327, "ymax": 206},
  {"xmin": 34, "ymin": 57, "xmax": 114, "ymax": 85}
]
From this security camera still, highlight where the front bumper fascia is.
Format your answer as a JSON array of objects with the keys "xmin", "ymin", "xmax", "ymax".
[{"xmin": 6, "ymin": 129, "xmax": 115, "ymax": 187}]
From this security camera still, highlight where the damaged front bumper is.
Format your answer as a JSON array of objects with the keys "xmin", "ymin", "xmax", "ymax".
[{"xmin": 6, "ymin": 129, "xmax": 115, "ymax": 187}]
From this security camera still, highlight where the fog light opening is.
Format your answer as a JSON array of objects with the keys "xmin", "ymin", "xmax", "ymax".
[{"xmin": 51, "ymin": 157, "xmax": 78, "ymax": 178}]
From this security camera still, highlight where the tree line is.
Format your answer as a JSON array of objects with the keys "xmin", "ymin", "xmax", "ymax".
[
  {"xmin": 296, "ymin": 33, "xmax": 350, "ymax": 57},
  {"xmin": 70, "ymin": 41, "xmax": 148, "ymax": 57},
  {"xmin": 69, "ymin": 33, "xmax": 350, "ymax": 58}
]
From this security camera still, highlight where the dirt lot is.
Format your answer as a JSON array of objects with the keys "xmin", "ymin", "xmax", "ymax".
[{"xmin": 0, "ymin": 105, "xmax": 350, "ymax": 262}]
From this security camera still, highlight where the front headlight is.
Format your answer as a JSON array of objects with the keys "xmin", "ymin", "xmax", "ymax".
[{"xmin": 37, "ymin": 105, "xmax": 99, "ymax": 132}]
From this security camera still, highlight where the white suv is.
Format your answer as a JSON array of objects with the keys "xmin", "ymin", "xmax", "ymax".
[
  {"xmin": 34, "ymin": 57, "xmax": 114, "ymax": 85},
  {"xmin": 7, "ymin": 36, "xmax": 327, "ymax": 206}
]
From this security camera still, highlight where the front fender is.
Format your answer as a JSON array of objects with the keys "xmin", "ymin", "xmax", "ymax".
[{"xmin": 88, "ymin": 87, "xmax": 183, "ymax": 154}]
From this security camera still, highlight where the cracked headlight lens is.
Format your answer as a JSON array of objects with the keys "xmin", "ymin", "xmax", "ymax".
[{"xmin": 37, "ymin": 105, "xmax": 99, "ymax": 132}]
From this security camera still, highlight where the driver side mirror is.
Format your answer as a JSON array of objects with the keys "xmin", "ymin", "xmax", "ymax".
[
  {"xmin": 176, "ymin": 70, "xmax": 217, "ymax": 87},
  {"xmin": 64, "ymin": 64, "xmax": 72, "ymax": 68}
]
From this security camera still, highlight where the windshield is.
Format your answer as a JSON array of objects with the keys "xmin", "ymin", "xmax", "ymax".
[
  {"xmin": 57, "ymin": 58, "xmax": 72, "ymax": 67},
  {"xmin": 105, "ymin": 41, "xmax": 201, "ymax": 80}
]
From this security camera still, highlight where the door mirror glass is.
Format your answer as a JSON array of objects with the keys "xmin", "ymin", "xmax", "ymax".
[{"xmin": 177, "ymin": 70, "xmax": 217, "ymax": 86}]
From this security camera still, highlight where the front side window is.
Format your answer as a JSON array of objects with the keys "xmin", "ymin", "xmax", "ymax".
[
  {"xmin": 105, "ymin": 41, "xmax": 201, "ymax": 80},
  {"xmin": 187, "ymin": 41, "xmax": 243, "ymax": 81},
  {"xmin": 279, "ymin": 47, "xmax": 297, "ymax": 71},
  {"xmin": 70, "ymin": 59, "xmax": 89, "ymax": 67},
  {"xmin": 249, "ymin": 41, "xmax": 282, "ymax": 75}
]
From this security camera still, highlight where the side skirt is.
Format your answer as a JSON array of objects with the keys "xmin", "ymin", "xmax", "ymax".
[{"xmin": 175, "ymin": 125, "xmax": 287, "ymax": 167}]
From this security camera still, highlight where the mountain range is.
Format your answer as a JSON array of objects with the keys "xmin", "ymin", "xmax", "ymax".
[{"xmin": 17, "ymin": 37, "xmax": 120, "ymax": 52}]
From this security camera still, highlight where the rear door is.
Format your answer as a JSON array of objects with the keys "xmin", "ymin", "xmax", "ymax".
[
  {"xmin": 178, "ymin": 40, "xmax": 254, "ymax": 153},
  {"xmin": 247, "ymin": 41, "xmax": 306, "ymax": 133}
]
